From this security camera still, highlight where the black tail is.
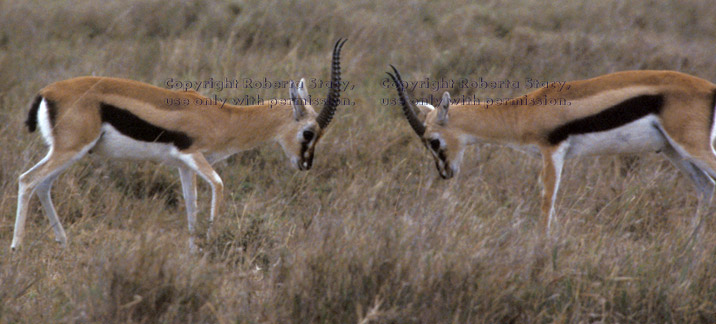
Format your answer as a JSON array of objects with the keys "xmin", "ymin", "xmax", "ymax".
[{"xmin": 25, "ymin": 95, "xmax": 42, "ymax": 132}]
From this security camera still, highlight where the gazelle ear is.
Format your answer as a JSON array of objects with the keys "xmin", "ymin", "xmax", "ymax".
[
  {"xmin": 437, "ymin": 91, "xmax": 450, "ymax": 125},
  {"xmin": 290, "ymin": 80, "xmax": 307, "ymax": 120},
  {"xmin": 297, "ymin": 78, "xmax": 309, "ymax": 99}
]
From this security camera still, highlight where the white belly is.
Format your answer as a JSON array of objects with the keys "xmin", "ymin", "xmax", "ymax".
[
  {"xmin": 92, "ymin": 124, "xmax": 183, "ymax": 165},
  {"xmin": 565, "ymin": 115, "xmax": 666, "ymax": 158}
]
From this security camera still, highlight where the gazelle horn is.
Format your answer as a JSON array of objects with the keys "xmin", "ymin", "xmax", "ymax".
[
  {"xmin": 387, "ymin": 64, "xmax": 426, "ymax": 136},
  {"xmin": 316, "ymin": 38, "xmax": 347, "ymax": 129}
]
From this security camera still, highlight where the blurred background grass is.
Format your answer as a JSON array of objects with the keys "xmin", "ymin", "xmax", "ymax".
[{"xmin": 1, "ymin": 0, "xmax": 716, "ymax": 322}]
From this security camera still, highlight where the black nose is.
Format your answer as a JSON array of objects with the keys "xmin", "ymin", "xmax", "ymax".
[
  {"xmin": 436, "ymin": 162, "xmax": 454, "ymax": 179},
  {"xmin": 439, "ymin": 169, "xmax": 453, "ymax": 179},
  {"xmin": 444, "ymin": 168, "xmax": 454, "ymax": 179},
  {"xmin": 298, "ymin": 158, "xmax": 313, "ymax": 171},
  {"xmin": 434, "ymin": 160, "xmax": 453, "ymax": 179}
]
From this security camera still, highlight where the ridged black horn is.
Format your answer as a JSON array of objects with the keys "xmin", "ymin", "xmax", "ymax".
[
  {"xmin": 387, "ymin": 65, "xmax": 426, "ymax": 136},
  {"xmin": 316, "ymin": 38, "xmax": 347, "ymax": 129}
]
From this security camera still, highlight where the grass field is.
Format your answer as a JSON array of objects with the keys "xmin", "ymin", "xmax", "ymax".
[{"xmin": 1, "ymin": 0, "xmax": 716, "ymax": 322}]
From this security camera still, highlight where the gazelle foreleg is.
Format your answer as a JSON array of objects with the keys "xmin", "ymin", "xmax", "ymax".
[
  {"xmin": 539, "ymin": 144, "xmax": 567, "ymax": 235},
  {"xmin": 178, "ymin": 166, "xmax": 198, "ymax": 251},
  {"xmin": 177, "ymin": 152, "xmax": 223, "ymax": 242}
]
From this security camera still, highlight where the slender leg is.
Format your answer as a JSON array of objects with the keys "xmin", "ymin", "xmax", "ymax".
[
  {"xmin": 177, "ymin": 153, "xmax": 223, "ymax": 241},
  {"xmin": 178, "ymin": 166, "xmax": 198, "ymax": 251},
  {"xmin": 655, "ymin": 124, "xmax": 716, "ymax": 240},
  {"xmin": 684, "ymin": 154, "xmax": 716, "ymax": 240},
  {"xmin": 661, "ymin": 145, "xmax": 714, "ymax": 239},
  {"xmin": 691, "ymin": 153, "xmax": 716, "ymax": 184},
  {"xmin": 12, "ymin": 149, "xmax": 88, "ymax": 250},
  {"xmin": 12, "ymin": 153, "xmax": 51, "ymax": 250},
  {"xmin": 35, "ymin": 174, "xmax": 67, "ymax": 246},
  {"xmin": 539, "ymin": 144, "xmax": 567, "ymax": 235}
]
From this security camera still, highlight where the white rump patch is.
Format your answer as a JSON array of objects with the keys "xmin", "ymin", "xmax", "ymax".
[
  {"xmin": 38, "ymin": 99, "xmax": 54, "ymax": 146},
  {"xmin": 415, "ymin": 101, "xmax": 435, "ymax": 110}
]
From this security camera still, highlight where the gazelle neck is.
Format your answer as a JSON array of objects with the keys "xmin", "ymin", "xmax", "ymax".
[
  {"xmin": 448, "ymin": 89, "xmax": 562, "ymax": 145},
  {"xmin": 209, "ymin": 103, "xmax": 294, "ymax": 153},
  {"xmin": 449, "ymin": 103, "xmax": 526, "ymax": 145}
]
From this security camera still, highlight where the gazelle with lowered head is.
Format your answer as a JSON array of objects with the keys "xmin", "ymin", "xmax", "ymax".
[
  {"xmin": 11, "ymin": 39, "xmax": 347, "ymax": 251},
  {"xmin": 387, "ymin": 65, "xmax": 716, "ymax": 236}
]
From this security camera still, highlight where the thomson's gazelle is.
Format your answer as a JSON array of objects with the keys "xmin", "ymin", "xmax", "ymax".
[
  {"xmin": 11, "ymin": 39, "xmax": 347, "ymax": 250},
  {"xmin": 388, "ymin": 65, "xmax": 716, "ymax": 234}
]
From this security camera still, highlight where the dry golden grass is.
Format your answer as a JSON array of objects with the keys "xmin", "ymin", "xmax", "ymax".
[{"xmin": 1, "ymin": 0, "xmax": 716, "ymax": 322}]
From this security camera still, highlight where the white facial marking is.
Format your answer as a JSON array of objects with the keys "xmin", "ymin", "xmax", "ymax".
[
  {"xmin": 290, "ymin": 156, "xmax": 300, "ymax": 169},
  {"xmin": 451, "ymin": 147, "xmax": 466, "ymax": 175}
]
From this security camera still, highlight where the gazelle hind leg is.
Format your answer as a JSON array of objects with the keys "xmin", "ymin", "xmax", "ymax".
[
  {"xmin": 686, "ymin": 149, "xmax": 716, "ymax": 234},
  {"xmin": 12, "ymin": 146, "xmax": 93, "ymax": 250},
  {"xmin": 13, "ymin": 151, "xmax": 52, "ymax": 250},
  {"xmin": 35, "ymin": 173, "xmax": 67, "ymax": 246},
  {"xmin": 654, "ymin": 120, "xmax": 716, "ymax": 239},
  {"xmin": 661, "ymin": 145, "xmax": 714, "ymax": 239}
]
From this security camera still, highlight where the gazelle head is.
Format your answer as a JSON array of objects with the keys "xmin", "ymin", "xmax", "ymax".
[
  {"xmin": 278, "ymin": 38, "xmax": 346, "ymax": 171},
  {"xmin": 387, "ymin": 65, "xmax": 465, "ymax": 179}
]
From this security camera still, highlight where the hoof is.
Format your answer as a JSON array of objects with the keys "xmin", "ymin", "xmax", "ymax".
[{"xmin": 55, "ymin": 238, "xmax": 68, "ymax": 248}]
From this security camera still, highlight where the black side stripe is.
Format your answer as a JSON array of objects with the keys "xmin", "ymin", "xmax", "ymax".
[
  {"xmin": 99, "ymin": 103, "xmax": 193, "ymax": 150},
  {"xmin": 547, "ymin": 94, "xmax": 664, "ymax": 145}
]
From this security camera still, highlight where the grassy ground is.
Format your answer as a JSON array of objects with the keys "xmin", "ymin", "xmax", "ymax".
[{"xmin": 1, "ymin": 0, "xmax": 716, "ymax": 322}]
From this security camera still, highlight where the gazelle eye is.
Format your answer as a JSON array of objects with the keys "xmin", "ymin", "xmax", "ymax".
[
  {"xmin": 303, "ymin": 130, "xmax": 314, "ymax": 141},
  {"xmin": 429, "ymin": 138, "xmax": 441, "ymax": 151}
]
